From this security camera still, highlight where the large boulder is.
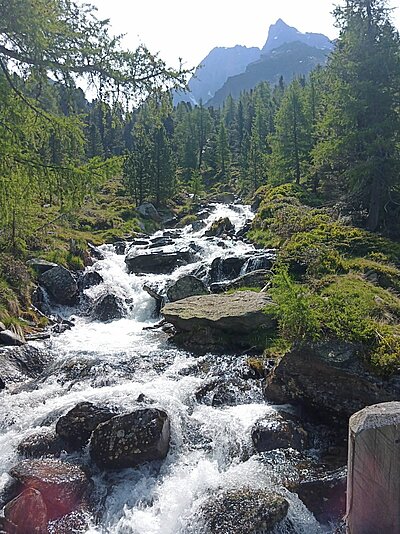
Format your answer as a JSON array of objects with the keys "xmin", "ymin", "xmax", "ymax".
[
  {"xmin": 252, "ymin": 411, "xmax": 308, "ymax": 452},
  {"xmin": 198, "ymin": 488, "xmax": 289, "ymax": 534},
  {"xmin": 162, "ymin": 291, "xmax": 277, "ymax": 354},
  {"xmin": 3, "ymin": 488, "xmax": 48, "ymax": 534},
  {"xmin": 209, "ymin": 256, "xmax": 247, "ymax": 283},
  {"xmin": 91, "ymin": 293, "xmax": 125, "ymax": 322},
  {"xmin": 205, "ymin": 217, "xmax": 235, "ymax": 237},
  {"xmin": 17, "ymin": 429, "xmax": 65, "ymax": 459},
  {"xmin": 265, "ymin": 342, "xmax": 400, "ymax": 420},
  {"xmin": 210, "ymin": 269, "xmax": 271, "ymax": 293},
  {"xmin": 0, "ymin": 330, "xmax": 25, "ymax": 347},
  {"xmin": 9, "ymin": 459, "xmax": 91, "ymax": 520},
  {"xmin": 294, "ymin": 467, "xmax": 347, "ymax": 525},
  {"xmin": 39, "ymin": 266, "xmax": 78, "ymax": 305},
  {"xmin": 55, "ymin": 402, "xmax": 116, "ymax": 450},
  {"xmin": 125, "ymin": 250, "xmax": 193, "ymax": 275},
  {"xmin": 167, "ymin": 276, "xmax": 209, "ymax": 302},
  {"xmin": 0, "ymin": 345, "xmax": 52, "ymax": 389},
  {"xmin": 90, "ymin": 408, "xmax": 170, "ymax": 469},
  {"xmin": 137, "ymin": 202, "xmax": 162, "ymax": 222},
  {"xmin": 27, "ymin": 259, "xmax": 58, "ymax": 275}
]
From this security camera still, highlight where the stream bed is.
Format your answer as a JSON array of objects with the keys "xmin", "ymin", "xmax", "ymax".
[{"xmin": 0, "ymin": 203, "xmax": 338, "ymax": 533}]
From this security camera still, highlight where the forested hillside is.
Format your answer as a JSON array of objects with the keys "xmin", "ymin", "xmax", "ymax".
[{"xmin": 0, "ymin": 0, "xmax": 399, "ymax": 353}]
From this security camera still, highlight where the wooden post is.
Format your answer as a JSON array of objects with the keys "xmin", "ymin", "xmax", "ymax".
[{"xmin": 346, "ymin": 401, "xmax": 400, "ymax": 534}]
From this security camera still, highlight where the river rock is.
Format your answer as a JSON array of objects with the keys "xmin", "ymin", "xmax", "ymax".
[
  {"xmin": 295, "ymin": 467, "xmax": 347, "ymax": 525},
  {"xmin": 91, "ymin": 293, "xmax": 125, "ymax": 322},
  {"xmin": 209, "ymin": 256, "xmax": 247, "ymax": 282},
  {"xmin": 242, "ymin": 252, "xmax": 275, "ymax": 273},
  {"xmin": 148, "ymin": 236, "xmax": 174, "ymax": 248},
  {"xmin": 252, "ymin": 411, "xmax": 308, "ymax": 452},
  {"xmin": 0, "ymin": 345, "xmax": 52, "ymax": 388},
  {"xmin": 162, "ymin": 291, "xmax": 277, "ymax": 354},
  {"xmin": 3, "ymin": 488, "xmax": 48, "ymax": 534},
  {"xmin": 87, "ymin": 242, "xmax": 104, "ymax": 261},
  {"xmin": 205, "ymin": 217, "xmax": 235, "ymax": 237},
  {"xmin": 125, "ymin": 250, "xmax": 193, "ymax": 275},
  {"xmin": 0, "ymin": 330, "xmax": 25, "ymax": 347},
  {"xmin": 0, "ymin": 322, "xmax": 5, "ymax": 332},
  {"xmin": 113, "ymin": 242, "xmax": 126, "ymax": 255},
  {"xmin": 265, "ymin": 341, "xmax": 400, "ymax": 420},
  {"xmin": 39, "ymin": 266, "xmax": 78, "ymax": 305},
  {"xmin": 137, "ymin": 202, "xmax": 162, "ymax": 222},
  {"xmin": 80, "ymin": 271, "xmax": 103, "ymax": 291},
  {"xmin": 56, "ymin": 402, "xmax": 116, "ymax": 450},
  {"xmin": 90, "ymin": 408, "xmax": 170, "ymax": 469},
  {"xmin": 17, "ymin": 428, "xmax": 65, "ymax": 459},
  {"xmin": 9, "ymin": 459, "xmax": 91, "ymax": 520},
  {"xmin": 166, "ymin": 276, "xmax": 209, "ymax": 302},
  {"xmin": 27, "ymin": 258, "xmax": 58, "ymax": 275},
  {"xmin": 210, "ymin": 269, "xmax": 272, "ymax": 293},
  {"xmin": 209, "ymin": 192, "xmax": 236, "ymax": 204},
  {"xmin": 198, "ymin": 488, "xmax": 289, "ymax": 534}
]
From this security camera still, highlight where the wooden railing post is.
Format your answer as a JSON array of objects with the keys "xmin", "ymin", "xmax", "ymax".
[{"xmin": 346, "ymin": 401, "xmax": 400, "ymax": 534}]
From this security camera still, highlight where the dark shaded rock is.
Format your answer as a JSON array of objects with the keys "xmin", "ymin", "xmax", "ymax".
[
  {"xmin": 4, "ymin": 488, "xmax": 48, "ymax": 534},
  {"xmin": 39, "ymin": 266, "xmax": 78, "ymax": 305},
  {"xmin": 236, "ymin": 221, "xmax": 252, "ymax": 238},
  {"xmin": 162, "ymin": 291, "xmax": 277, "ymax": 354},
  {"xmin": 48, "ymin": 509, "xmax": 89, "ymax": 533},
  {"xmin": 252, "ymin": 411, "xmax": 308, "ymax": 452},
  {"xmin": 0, "ymin": 322, "xmax": 5, "ymax": 332},
  {"xmin": 31, "ymin": 286, "xmax": 51, "ymax": 316},
  {"xmin": 195, "ymin": 378, "xmax": 252, "ymax": 407},
  {"xmin": 129, "ymin": 239, "xmax": 150, "ymax": 247},
  {"xmin": 56, "ymin": 402, "xmax": 116, "ymax": 450},
  {"xmin": 143, "ymin": 285, "xmax": 164, "ymax": 315},
  {"xmin": 167, "ymin": 276, "xmax": 209, "ymax": 302},
  {"xmin": 113, "ymin": 242, "xmax": 126, "ymax": 255},
  {"xmin": 148, "ymin": 236, "xmax": 174, "ymax": 248},
  {"xmin": 209, "ymin": 256, "xmax": 247, "ymax": 283},
  {"xmin": 0, "ymin": 345, "xmax": 52, "ymax": 388},
  {"xmin": 17, "ymin": 429, "xmax": 65, "ymax": 459},
  {"xmin": 87, "ymin": 243, "xmax": 105, "ymax": 260},
  {"xmin": 91, "ymin": 294, "xmax": 125, "ymax": 322},
  {"xmin": 209, "ymin": 192, "xmax": 236, "ymax": 204},
  {"xmin": 125, "ymin": 250, "xmax": 193, "ymax": 275},
  {"xmin": 295, "ymin": 468, "xmax": 347, "ymax": 525},
  {"xmin": 27, "ymin": 259, "xmax": 58, "ymax": 275},
  {"xmin": 0, "ymin": 330, "xmax": 25, "ymax": 347},
  {"xmin": 199, "ymin": 488, "xmax": 289, "ymax": 534},
  {"xmin": 243, "ymin": 252, "xmax": 275, "ymax": 273},
  {"xmin": 90, "ymin": 408, "xmax": 170, "ymax": 469},
  {"xmin": 265, "ymin": 342, "xmax": 400, "ymax": 420},
  {"xmin": 137, "ymin": 202, "xmax": 162, "ymax": 222},
  {"xmin": 79, "ymin": 271, "xmax": 103, "ymax": 291},
  {"xmin": 205, "ymin": 217, "xmax": 235, "ymax": 237},
  {"xmin": 210, "ymin": 269, "xmax": 271, "ymax": 293},
  {"xmin": 9, "ymin": 459, "xmax": 91, "ymax": 520}
]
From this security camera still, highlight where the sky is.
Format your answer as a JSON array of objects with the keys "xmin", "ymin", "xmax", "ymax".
[{"xmin": 90, "ymin": 0, "xmax": 400, "ymax": 69}]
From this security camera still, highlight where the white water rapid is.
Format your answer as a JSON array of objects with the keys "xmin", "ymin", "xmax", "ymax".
[{"xmin": 0, "ymin": 203, "xmax": 334, "ymax": 533}]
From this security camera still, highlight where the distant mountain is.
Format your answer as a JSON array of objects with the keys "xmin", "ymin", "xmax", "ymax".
[
  {"xmin": 175, "ymin": 19, "xmax": 333, "ymax": 108},
  {"xmin": 173, "ymin": 45, "xmax": 261, "ymax": 106},
  {"xmin": 262, "ymin": 18, "xmax": 333, "ymax": 55},
  {"xmin": 207, "ymin": 42, "xmax": 329, "ymax": 108}
]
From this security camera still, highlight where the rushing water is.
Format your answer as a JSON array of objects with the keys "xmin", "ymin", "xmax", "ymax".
[{"xmin": 0, "ymin": 203, "xmax": 333, "ymax": 533}]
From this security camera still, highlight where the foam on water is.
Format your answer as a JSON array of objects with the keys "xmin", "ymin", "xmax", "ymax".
[{"xmin": 0, "ymin": 203, "xmax": 332, "ymax": 533}]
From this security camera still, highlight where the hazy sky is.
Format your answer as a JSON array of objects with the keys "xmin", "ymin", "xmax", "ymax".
[{"xmin": 91, "ymin": 0, "xmax": 400, "ymax": 69}]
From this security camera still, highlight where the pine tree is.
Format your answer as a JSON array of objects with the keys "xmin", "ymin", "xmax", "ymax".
[{"xmin": 312, "ymin": 0, "xmax": 400, "ymax": 230}]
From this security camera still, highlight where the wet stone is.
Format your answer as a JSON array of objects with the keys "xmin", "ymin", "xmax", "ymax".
[
  {"xmin": 89, "ymin": 408, "xmax": 170, "ymax": 469},
  {"xmin": 17, "ymin": 428, "xmax": 65, "ymax": 459},
  {"xmin": 9, "ymin": 459, "xmax": 91, "ymax": 520},
  {"xmin": 56, "ymin": 402, "xmax": 116, "ymax": 450}
]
